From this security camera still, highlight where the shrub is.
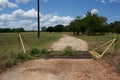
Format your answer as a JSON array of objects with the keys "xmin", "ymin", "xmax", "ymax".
[
  {"xmin": 17, "ymin": 53, "xmax": 33, "ymax": 61},
  {"xmin": 29, "ymin": 47, "xmax": 39, "ymax": 55},
  {"xmin": 63, "ymin": 46, "xmax": 73, "ymax": 56},
  {"xmin": 29, "ymin": 48, "xmax": 48, "ymax": 57},
  {"xmin": 39, "ymin": 48, "xmax": 48, "ymax": 54}
]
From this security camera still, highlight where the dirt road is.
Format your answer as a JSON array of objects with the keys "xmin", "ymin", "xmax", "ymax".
[
  {"xmin": 0, "ymin": 59, "xmax": 120, "ymax": 80},
  {"xmin": 51, "ymin": 35, "xmax": 88, "ymax": 51},
  {"xmin": 0, "ymin": 35, "xmax": 120, "ymax": 80}
]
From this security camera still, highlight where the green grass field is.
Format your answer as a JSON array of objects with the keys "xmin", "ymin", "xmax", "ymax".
[
  {"xmin": 0, "ymin": 32, "xmax": 62, "ymax": 52},
  {"xmin": 72, "ymin": 33, "xmax": 120, "ymax": 51},
  {"xmin": 0, "ymin": 32, "xmax": 120, "ymax": 52}
]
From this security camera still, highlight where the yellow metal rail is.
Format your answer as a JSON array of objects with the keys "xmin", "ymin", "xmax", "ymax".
[
  {"xmin": 89, "ymin": 34, "xmax": 117, "ymax": 59},
  {"xmin": 19, "ymin": 33, "xmax": 31, "ymax": 54}
]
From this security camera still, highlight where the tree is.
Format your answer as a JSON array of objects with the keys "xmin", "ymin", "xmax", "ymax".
[
  {"xmin": 83, "ymin": 11, "xmax": 107, "ymax": 35},
  {"xmin": 109, "ymin": 23, "xmax": 115, "ymax": 33},
  {"xmin": 84, "ymin": 12, "xmax": 98, "ymax": 35},
  {"xmin": 41, "ymin": 26, "xmax": 47, "ymax": 32},
  {"xmin": 64, "ymin": 25, "xmax": 71, "ymax": 32},
  {"xmin": 54, "ymin": 24, "xmax": 64, "ymax": 32},
  {"xmin": 69, "ymin": 16, "xmax": 85, "ymax": 35},
  {"xmin": 69, "ymin": 20, "xmax": 77, "ymax": 35},
  {"xmin": 12, "ymin": 28, "xmax": 25, "ymax": 32},
  {"xmin": 47, "ymin": 26, "xmax": 54, "ymax": 32},
  {"xmin": 0, "ymin": 28, "xmax": 25, "ymax": 33},
  {"xmin": 114, "ymin": 21, "xmax": 120, "ymax": 33},
  {"xmin": 79, "ymin": 19, "xmax": 86, "ymax": 35}
]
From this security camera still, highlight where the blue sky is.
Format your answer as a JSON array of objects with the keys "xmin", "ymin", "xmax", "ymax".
[{"xmin": 0, "ymin": 0, "xmax": 120, "ymax": 30}]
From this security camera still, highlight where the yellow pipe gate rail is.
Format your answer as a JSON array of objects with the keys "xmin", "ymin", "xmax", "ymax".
[
  {"xmin": 89, "ymin": 34, "xmax": 118, "ymax": 59},
  {"xmin": 19, "ymin": 33, "xmax": 31, "ymax": 54}
]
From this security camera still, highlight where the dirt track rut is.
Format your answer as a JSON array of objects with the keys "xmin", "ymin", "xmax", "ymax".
[{"xmin": 51, "ymin": 35, "xmax": 88, "ymax": 51}]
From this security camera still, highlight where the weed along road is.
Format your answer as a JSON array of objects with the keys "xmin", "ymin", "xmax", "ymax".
[{"xmin": 0, "ymin": 35, "xmax": 120, "ymax": 80}]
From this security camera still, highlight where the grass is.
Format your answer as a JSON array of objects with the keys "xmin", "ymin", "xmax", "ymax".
[
  {"xmin": 63, "ymin": 46, "xmax": 74, "ymax": 56},
  {"xmin": 71, "ymin": 33, "xmax": 120, "ymax": 50},
  {"xmin": 0, "ymin": 32, "xmax": 62, "ymax": 51},
  {"xmin": 0, "ymin": 32, "xmax": 62, "ymax": 73},
  {"xmin": 0, "ymin": 50, "xmax": 33, "ymax": 73}
]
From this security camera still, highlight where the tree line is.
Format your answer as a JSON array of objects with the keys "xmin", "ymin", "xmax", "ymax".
[
  {"xmin": 42, "ymin": 11, "xmax": 120, "ymax": 35},
  {"xmin": 0, "ymin": 28, "xmax": 25, "ymax": 33}
]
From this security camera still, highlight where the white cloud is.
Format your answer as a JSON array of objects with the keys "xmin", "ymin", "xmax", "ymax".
[
  {"xmin": 0, "ymin": 8, "xmax": 37, "ymax": 21},
  {"xmin": 15, "ymin": 0, "xmax": 30, "ymax": 4},
  {"xmin": 0, "ymin": 0, "xmax": 18, "ymax": 10},
  {"xmin": 13, "ymin": 8, "xmax": 37, "ymax": 19},
  {"xmin": 96, "ymin": 0, "xmax": 106, "ymax": 3},
  {"xmin": 0, "ymin": 20, "xmax": 37, "ymax": 30},
  {"xmin": 0, "ymin": 8, "xmax": 73, "ymax": 30},
  {"xmin": 101, "ymin": 0, "xmax": 106, "ymax": 3},
  {"xmin": 0, "ymin": 8, "xmax": 37, "ymax": 30},
  {"xmin": 43, "ymin": 0, "xmax": 48, "ymax": 3},
  {"xmin": 40, "ymin": 13, "xmax": 74, "ymax": 27},
  {"xmin": 91, "ymin": 8, "xmax": 99, "ymax": 14}
]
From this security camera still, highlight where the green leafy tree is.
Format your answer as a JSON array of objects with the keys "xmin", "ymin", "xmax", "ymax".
[
  {"xmin": 114, "ymin": 21, "xmax": 120, "ymax": 33},
  {"xmin": 83, "ymin": 11, "xmax": 107, "ymax": 35},
  {"xmin": 69, "ymin": 21, "xmax": 76, "ymax": 35},
  {"xmin": 69, "ymin": 16, "xmax": 85, "ymax": 35},
  {"xmin": 41, "ymin": 26, "xmax": 47, "ymax": 32},
  {"xmin": 47, "ymin": 26, "xmax": 54, "ymax": 32},
  {"xmin": 54, "ymin": 24, "xmax": 64, "ymax": 32}
]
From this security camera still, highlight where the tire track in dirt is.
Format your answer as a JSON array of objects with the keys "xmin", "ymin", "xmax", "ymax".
[
  {"xmin": 51, "ymin": 34, "xmax": 88, "ymax": 51},
  {"xmin": 0, "ymin": 59, "xmax": 120, "ymax": 80}
]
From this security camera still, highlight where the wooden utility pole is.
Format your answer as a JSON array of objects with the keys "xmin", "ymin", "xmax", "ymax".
[{"xmin": 37, "ymin": 0, "xmax": 40, "ymax": 39}]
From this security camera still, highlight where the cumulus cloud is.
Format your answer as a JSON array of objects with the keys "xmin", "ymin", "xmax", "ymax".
[
  {"xmin": 91, "ymin": 8, "xmax": 99, "ymax": 14},
  {"xmin": 40, "ymin": 13, "xmax": 74, "ymax": 27},
  {"xmin": 0, "ymin": 8, "xmax": 37, "ymax": 30},
  {"xmin": 15, "ymin": 0, "xmax": 30, "ymax": 4},
  {"xmin": 0, "ymin": 8, "xmax": 37, "ymax": 21},
  {"xmin": 0, "ymin": 20, "xmax": 37, "ymax": 30},
  {"xmin": 0, "ymin": 0, "xmax": 18, "ymax": 10},
  {"xmin": 0, "ymin": 8, "xmax": 73, "ymax": 30},
  {"xmin": 101, "ymin": 0, "xmax": 106, "ymax": 3}
]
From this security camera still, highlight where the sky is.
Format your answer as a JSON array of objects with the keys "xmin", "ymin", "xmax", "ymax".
[{"xmin": 0, "ymin": 0, "xmax": 120, "ymax": 30}]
